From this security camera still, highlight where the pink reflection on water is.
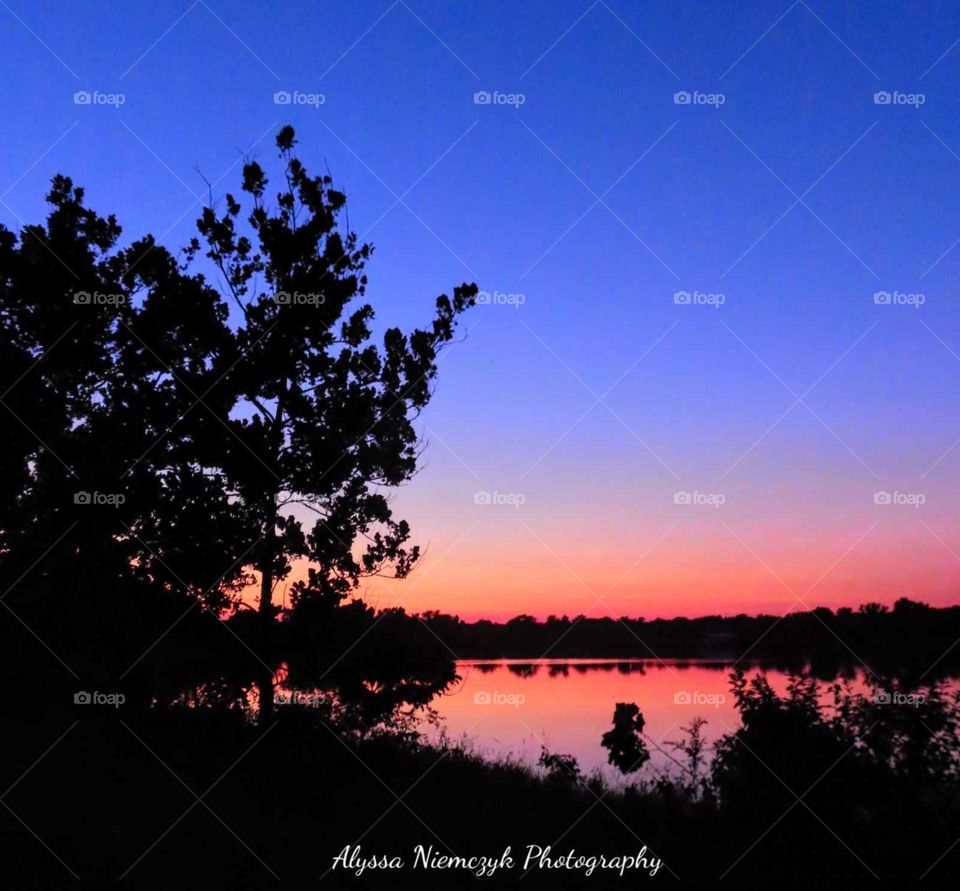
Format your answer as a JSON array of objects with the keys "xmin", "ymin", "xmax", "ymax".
[{"xmin": 429, "ymin": 659, "xmax": 867, "ymax": 783}]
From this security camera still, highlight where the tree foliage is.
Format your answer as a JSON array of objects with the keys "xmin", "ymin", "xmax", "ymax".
[{"xmin": 0, "ymin": 126, "xmax": 475, "ymax": 711}]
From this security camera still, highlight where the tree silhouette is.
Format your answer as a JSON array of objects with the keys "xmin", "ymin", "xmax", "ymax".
[
  {"xmin": 0, "ymin": 171, "xmax": 272, "ymax": 701},
  {"xmin": 189, "ymin": 125, "xmax": 476, "ymax": 709},
  {"xmin": 601, "ymin": 702, "xmax": 651, "ymax": 774},
  {"xmin": 0, "ymin": 126, "xmax": 475, "ymax": 713}
]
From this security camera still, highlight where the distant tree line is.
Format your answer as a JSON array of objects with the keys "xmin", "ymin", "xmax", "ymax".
[{"xmin": 414, "ymin": 598, "xmax": 960, "ymax": 677}]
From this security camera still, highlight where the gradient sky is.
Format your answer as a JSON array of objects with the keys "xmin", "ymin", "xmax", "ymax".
[{"xmin": 3, "ymin": 1, "xmax": 960, "ymax": 619}]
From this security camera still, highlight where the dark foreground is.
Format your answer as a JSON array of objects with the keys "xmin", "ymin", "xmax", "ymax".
[{"xmin": 7, "ymin": 698, "xmax": 960, "ymax": 890}]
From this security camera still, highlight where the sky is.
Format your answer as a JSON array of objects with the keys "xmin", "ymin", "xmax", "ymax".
[{"xmin": 2, "ymin": 1, "xmax": 960, "ymax": 620}]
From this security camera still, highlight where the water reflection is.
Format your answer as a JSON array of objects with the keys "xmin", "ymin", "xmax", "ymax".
[{"xmin": 426, "ymin": 659, "xmax": 945, "ymax": 784}]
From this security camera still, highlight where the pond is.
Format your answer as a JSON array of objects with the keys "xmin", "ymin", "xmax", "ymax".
[{"xmin": 426, "ymin": 659, "xmax": 878, "ymax": 784}]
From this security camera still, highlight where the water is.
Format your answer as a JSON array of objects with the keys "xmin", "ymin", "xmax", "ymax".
[{"xmin": 426, "ymin": 659, "xmax": 869, "ymax": 785}]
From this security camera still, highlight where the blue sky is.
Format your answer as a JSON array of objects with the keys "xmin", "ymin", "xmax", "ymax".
[{"xmin": 3, "ymin": 0, "xmax": 960, "ymax": 617}]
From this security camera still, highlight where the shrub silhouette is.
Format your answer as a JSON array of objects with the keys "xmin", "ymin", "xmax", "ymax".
[
  {"xmin": 601, "ymin": 702, "xmax": 651, "ymax": 774},
  {"xmin": 538, "ymin": 746, "xmax": 582, "ymax": 783}
]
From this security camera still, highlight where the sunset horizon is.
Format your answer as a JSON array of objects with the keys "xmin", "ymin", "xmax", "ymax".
[{"xmin": 4, "ymin": 2, "xmax": 960, "ymax": 887}]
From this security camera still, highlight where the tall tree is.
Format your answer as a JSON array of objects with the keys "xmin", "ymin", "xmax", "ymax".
[
  {"xmin": 0, "ymin": 175, "xmax": 254, "ymax": 696},
  {"xmin": 0, "ymin": 126, "xmax": 474, "ymax": 711},
  {"xmin": 192, "ymin": 125, "xmax": 476, "ymax": 707}
]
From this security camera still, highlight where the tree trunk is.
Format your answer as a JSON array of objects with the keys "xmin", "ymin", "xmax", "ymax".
[
  {"xmin": 257, "ymin": 494, "xmax": 276, "ymax": 722},
  {"xmin": 257, "ymin": 391, "xmax": 285, "ymax": 723},
  {"xmin": 257, "ymin": 561, "xmax": 275, "ymax": 722},
  {"xmin": 259, "ymin": 553, "xmax": 274, "ymax": 621}
]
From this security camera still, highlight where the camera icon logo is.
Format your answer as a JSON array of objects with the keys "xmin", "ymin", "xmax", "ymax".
[
  {"xmin": 673, "ymin": 91, "xmax": 691, "ymax": 105},
  {"xmin": 473, "ymin": 491, "xmax": 492, "ymax": 505},
  {"xmin": 73, "ymin": 290, "xmax": 92, "ymax": 304},
  {"xmin": 273, "ymin": 90, "xmax": 292, "ymax": 105},
  {"xmin": 674, "ymin": 691, "xmax": 692, "ymax": 704},
  {"xmin": 873, "ymin": 91, "xmax": 891, "ymax": 105},
  {"xmin": 674, "ymin": 290, "xmax": 691, "ymax": 304},
  {"xmin": 673, "ymin": 491, "xmax": 692, "ymax": 505},
  {"xmin": 873, "ymin": 491, "xmax": 892, "ymax": 505},
  {"xmin": 874, "ymin": 290, "xmax": 891, "ymax": 305},
  {"xmin": 74, "ymin": 691, "xmax": 91, "ymax": 704},
  {"xmin": 73, "ymin": 91, "xmax": 91, "ymax": 105},
  {"xmin": 74, "ymin": 491, "xmax": 92, "ymax": 505},
  {"xmin": 473, "ymin": 691, "xmax": 492, "ymax": 705},
  {"xmin": 473, "ymin": 91, "xmax": 492, "ymax": 105}
]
